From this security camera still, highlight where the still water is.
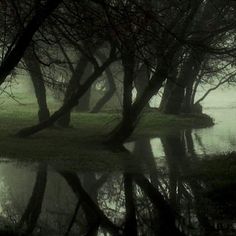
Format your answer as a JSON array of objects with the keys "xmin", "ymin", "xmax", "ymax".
[
  {"xmin": 125, "ymin": 107, "xmax": 236, "ymax": 159},
  {"xmin": 0, "ymin": 107, "xmax": 235, "ymax": 235}
]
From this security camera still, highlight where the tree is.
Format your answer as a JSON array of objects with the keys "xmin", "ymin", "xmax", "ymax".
[
  {"xmin": 160, "ymin": 0, "xmax": 236, "ymax": 114},
  {"xmin": 5, "ymin": 0, "xmax": 235, "ymax": 146},
  {"xmin": 0, "ymin": 0, "xmax": 62, "ymax": 85},
  {"xmin": 23, "ymin": 47, "xmax": 50, "ymax": 122}
]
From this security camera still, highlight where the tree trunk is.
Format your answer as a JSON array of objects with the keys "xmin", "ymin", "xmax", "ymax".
[
  {"xmin": 106, "ymin": 45, "xmax": 135, "ymax": 145},
  {"xmin": 134, "ymin": 63, "xmax": 150, "ymax": 101},
  {"xmin": 91, "ymin": 66, "xmax": 116, "ymax": 113},
  {"xmin": 57, "ymin": 56, "xmax": 89, "ymax": 127},
  {"xmin": 91, "ymin": 52, "xmax": 116, "ymax": 113},
  {"xmin": 76, "ymin": 87, "xmax": 92, "ymax": 111},
  {"xmin": 163, "ymin": 51, "xmax": 204, "ymax": 114},
  {"xmin": 159, "ymin": 79, "xmax": 175, "ymax": 111},
  {"xmin": 181, "ymin": 53, "xmax": 204, "ymax": 113},
  {"xmin": 24, "ymin": 49, "xmax": 50, "ymax": 122},
  {"xmin": 182, "ymin": 80, "xmax": 195, "ymax": 113},
  {"xmin": 106, "ymin": 65, "xmax": 168, "ymax": 145},
  {"xmin": 17, "ymin": 52, "xmax": 116, "ymax": 137},
  {"xmin": 76, "ymin": 63, "xmax": 93, "ymax": 112}
]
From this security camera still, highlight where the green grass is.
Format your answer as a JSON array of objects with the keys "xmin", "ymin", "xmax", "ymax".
[
  {"xmin": 0, "ymin": 94, "xmax": 214, "ymax": 170},
  {"xmin": 135, "ymin": 111, "xmax": 214, "ymax": 137}
]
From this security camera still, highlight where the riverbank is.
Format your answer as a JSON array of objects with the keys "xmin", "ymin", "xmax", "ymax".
[
  {"xmin": 134, "ymin": 111, "xmax": 214, "ymax": 138},
  {"xmin": 0, "ymin": 102, "xmax": 214, "ymax": 164}
]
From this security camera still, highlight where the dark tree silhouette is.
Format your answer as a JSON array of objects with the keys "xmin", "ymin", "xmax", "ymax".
[
  {"xmin": 0, "ymin": 0, "xmax": 62, "ymax": 85},
  {"xmin": 24, "ymin": 47, "xmax": 50, "ymax": 122}
]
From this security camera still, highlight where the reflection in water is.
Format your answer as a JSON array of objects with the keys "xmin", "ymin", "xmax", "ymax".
[
  {"xmin": 0, "ymin": 130, "xmax": 235, "ymax": 236},
  {"xmin": 18, "ymin": 164, "xmax": 47, "ymax": 235},
  {"xmin": 126, "ymin": 108, "xmax": 236, "ymax": 158}
]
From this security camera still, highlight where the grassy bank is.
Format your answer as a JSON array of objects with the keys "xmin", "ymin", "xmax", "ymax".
[
  {"xmin": 0, "ymin": 96, "xmax": 214, "ymax": 166},
  {"xmin": 135, "ymin": 111, "xmax": 214, "ymax": 137}
]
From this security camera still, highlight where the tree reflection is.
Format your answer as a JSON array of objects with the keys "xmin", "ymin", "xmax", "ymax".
[
  {"xmin": 0, "ymin": 138, "xmax": 235, "ymax": 235},
  {"xmin": 123, "ymin": 173, "xmax": 137, "ymax": 236},
  {"xmin": 161, "ymin": 130, "xmax": 236, "ymax": 236},
  {"xmin": 161, "ymin": 131, "xmax": 214, "ymax": 235}
]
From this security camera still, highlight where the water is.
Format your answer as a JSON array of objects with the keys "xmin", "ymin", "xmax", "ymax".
[
  {"xmin": 0, "ymin": 157, "xmax": 235, "ymax": 235},
  {"xmin": 192, "ymin": 108, "xmax": 236, "ymax": 155},
  {"xmin": 125, "ymin": 107, "xmax": 236, "ymax": 159},
  {"xmin": 0, "ymin": 107, "xmax": 235, "ymax": 235}
]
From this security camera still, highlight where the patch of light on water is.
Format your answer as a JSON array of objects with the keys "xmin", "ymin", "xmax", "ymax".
[
  {"xmin": 0, "ymin": 177, "xmax": 11, "ymax": 217},
  {"xmin": 123, "ymin": 141, "xmax": 135, "ymax": 152},
  {"xmin": 150, "ymin": 137, "xmax": 165, "ymax": 158}
]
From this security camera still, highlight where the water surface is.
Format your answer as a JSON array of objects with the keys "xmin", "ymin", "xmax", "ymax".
[{"xmin": 0, "ymin": 107, "xmax": 235, "ymax": 235}]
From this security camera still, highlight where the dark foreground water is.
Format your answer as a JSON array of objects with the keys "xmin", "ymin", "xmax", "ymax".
[{"xmin": 0, "ymin": 108, "xmax": 236, "ymax": 236}]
